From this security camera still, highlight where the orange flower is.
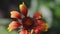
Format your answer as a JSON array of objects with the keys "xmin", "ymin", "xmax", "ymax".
[{"xmin": 7, "ymin": 2, "xmax": 48, "ymax": 34}]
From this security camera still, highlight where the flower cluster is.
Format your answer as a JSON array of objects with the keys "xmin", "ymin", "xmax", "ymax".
[{"xmin": 7, "ymin": 2, "xmax": 48, "ymax": 34}]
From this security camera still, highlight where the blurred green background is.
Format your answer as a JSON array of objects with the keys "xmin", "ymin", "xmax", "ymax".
[{"xmin": 0, "ymin": 0, "xmax": 60, "ymax": 34}]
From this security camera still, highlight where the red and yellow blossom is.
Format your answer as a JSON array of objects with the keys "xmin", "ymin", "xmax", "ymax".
[{"xmin": 7, "ymin": 2, "xmax": 48, "ymax": 34}]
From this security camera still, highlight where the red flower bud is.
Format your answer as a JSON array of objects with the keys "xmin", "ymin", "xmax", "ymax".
[
  {"xmin": 8, "ymin": 21, "xmax": 21, "ymax": 32},
  {"xmin": 10, "ymin": 11, "xmax": 22, "ymax": 19},
  {"xmin": 19, "ymin": 2, "xmax": 28, "ymax": 16}
]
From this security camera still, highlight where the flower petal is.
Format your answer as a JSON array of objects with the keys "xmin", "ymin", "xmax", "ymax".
[
  {"xmin": 33, "ymin": 20, "xmax": 48, "ymax": 33},
  {"xmin": 40, "ymin": 22, "xmax": 48, "ymax": 32},
  {"xmin": 33, "ymin": 26, "xmax": 41, "ymax": 34},
  {"xmin": 33, "ymin": 12, "xmax": 42, "ymax": 19},
  {"xmin": 36, "ymin": 20, "xmax": 48, "ymax": 32},
  {"xmin": 10, "ymin": 11, "xmax": 22, "ymax": 19},
  {"xmin": 19, "ymin": 2, "xmax": 28, "ymax": 16},
  {"xmin": 8, "ymin": 21, "xmax": 21, "ymax": 32},
  {"xmin": 20, "ymin": 29, "xmax": 30, "ymax": 34}
]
